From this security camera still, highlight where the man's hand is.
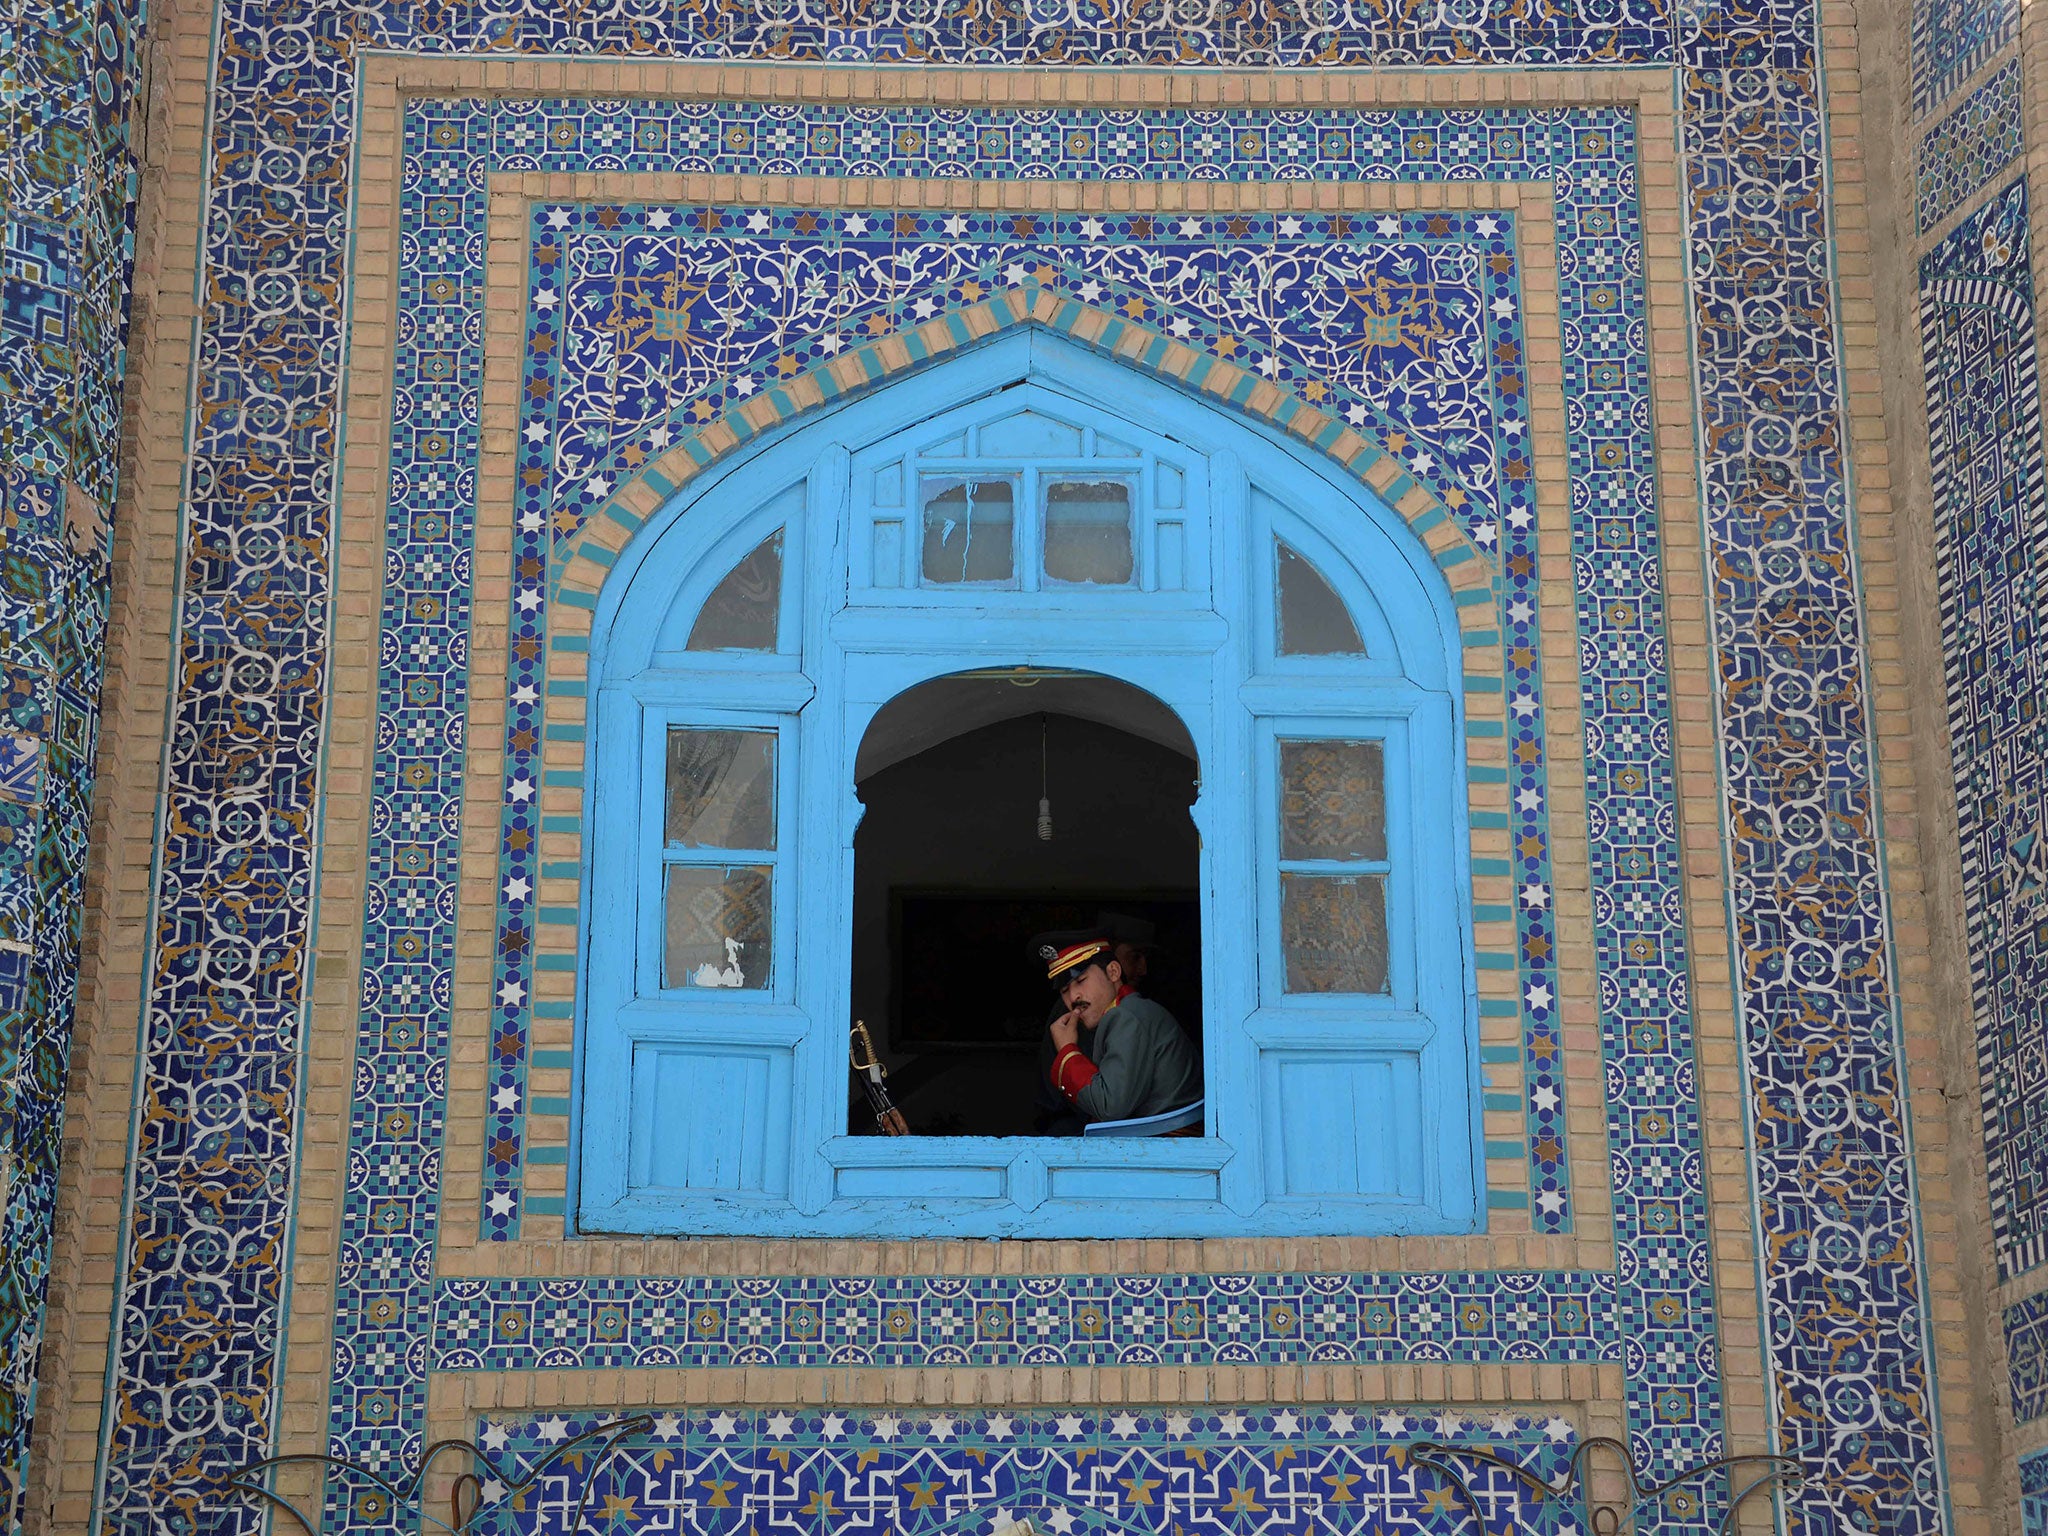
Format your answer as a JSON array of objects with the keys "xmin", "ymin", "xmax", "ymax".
[{"xmin": 1050, "ymin": 1011, "xmax": 1080, "ymax": 1051}]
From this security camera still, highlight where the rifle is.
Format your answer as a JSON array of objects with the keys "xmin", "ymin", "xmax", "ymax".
[{"xmin": 849, "ymin": 1019, "xmax": 909, "ymax": 1136}]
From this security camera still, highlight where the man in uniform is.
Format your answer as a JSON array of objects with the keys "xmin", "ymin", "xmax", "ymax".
[{"xmin": 1035, "ymin": 932, "xmax": 1200, "ymax": 1131}]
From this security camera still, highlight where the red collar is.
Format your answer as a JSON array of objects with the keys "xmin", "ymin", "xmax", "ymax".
[{"xmin": 1113, "ymin": 984, "xmax": 1136, "ymax": 1006}]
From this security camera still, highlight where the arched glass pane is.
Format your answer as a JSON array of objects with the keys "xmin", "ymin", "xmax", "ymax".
[
  {"xmin": 1276, "ymin": 540, "xmax": 1365, "ymax": 655},
  {"xmin": 687, "ymin": 531, "xmax": 782, "ymax": 650}
]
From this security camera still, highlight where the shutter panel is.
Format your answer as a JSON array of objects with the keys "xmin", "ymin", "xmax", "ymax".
[{"xmin": 578, "ymin": 689, "xmax": 806, "ymax": 1231}]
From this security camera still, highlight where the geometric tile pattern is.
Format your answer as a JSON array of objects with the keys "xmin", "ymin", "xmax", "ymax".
[
  {"xmin": 433, "ymin": 1275, "xmax": 1621, "ymax": 1371},
  {"xmin": 1917, "ymin": 179, "xmax": 2048, "ymax": 1283},
  {"xmin": 85, "ymin": 16, "xmax": 1948, "ymax": 1536},
  {"xmin": 1917, "ymin": 59, "xmax": 2025, "ymax": 234},
  {"xmin": 2025, "ymin": 1446, "xmax": 2048, "ymax": 1536},
  {"xmin": 0, "ymin": 0, "xmax": 139, "ymax": 1525},
  {"xmin": 463, "ymin": 1408, "xmax": 1584, "ymax": 1536},
  {"xmin": 1911, "ymin": 0, "xmax": 2020, "ymax": 118},
  {"xmin": 2006, "ymin": 1289, "xmax": 2048, "ymax": 1424},
  {"xmin": 486, "ymin": 196, "xmax": 1564, "ymax": 1235}
]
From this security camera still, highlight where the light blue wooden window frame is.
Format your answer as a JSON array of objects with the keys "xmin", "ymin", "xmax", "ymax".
[
  {"xmin": 638, "ymin": 716, "xmax": 789, "ymax": 996},
  {"xmin": 574, "ymin": 331, "xmax": 1481, "ymax": 1238}
]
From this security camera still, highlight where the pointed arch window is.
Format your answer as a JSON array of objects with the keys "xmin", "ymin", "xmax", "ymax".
[{"xmin": 576, "ymin": 334, "xmax": 1480, "ymax": 1238}]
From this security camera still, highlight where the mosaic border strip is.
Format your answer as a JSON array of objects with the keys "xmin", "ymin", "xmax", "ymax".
[
  {"xmin": 1916, "ymin": 178, "xmax": 2048, "ymax": 1284},
  {"xmin": 0, "ymin": 0, "xmax": 143, "ymax": 1524},
  {"xmin": 321, "ymin": 1, "xmax": 1678, "ymax": 71},
  {"xmin": 2008, "ymin": 1289, "xmax": 2048, "ymax": 1425},
  {"xmin": 1679, "ymin": 56, "xmax": 1944, "ymax": 1536},
  {"xmin": 486, "ymin": 197, "xmax": 1558, "ymax": 1234},
  {"xmin": 1916, "ymin": 57, "xmax": 2024, "ymax": 235},
  {"xmin": 1911, "ymin": 0, "xmax": 2020, "ymax": 119},
  {"xmin": 432, "ymin": 1273, "xmax": 1620, "ymax": 1370},
  {"xmin": 460, "ymin": 1407, "xmax": 1584, "ymax": 1536}
]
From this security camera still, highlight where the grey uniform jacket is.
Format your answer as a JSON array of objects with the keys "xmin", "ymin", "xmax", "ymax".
[{"xmin": 1072, "ymin": 995, "xmax": 1201, "ymax": 1123}]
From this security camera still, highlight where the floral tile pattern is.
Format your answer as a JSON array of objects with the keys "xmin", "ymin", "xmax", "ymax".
[{"xmin": 1916, "ymin": 59, "xmax": 2025, "ymax": 234}]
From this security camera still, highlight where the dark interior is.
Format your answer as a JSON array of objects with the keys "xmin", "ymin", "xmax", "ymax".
[{"xmin": 849, "ymin": 672, "xmax": 1202, "ymax": 1136}]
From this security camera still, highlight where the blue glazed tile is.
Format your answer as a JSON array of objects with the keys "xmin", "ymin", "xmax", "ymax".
[
  {"xmin": 455, "ymin": 1405, "xmax": 1583, "ymax": 1536},
  {"xmin": 1920, "ymin": 180, "xmax": 2048, "ymax": 1288},
  {"xmin": 0, "ymin": 0, "xmax": 141, "ymax": 1475},
  {"xmin": 486, "ymin": 163, "xmax": 1569, "ymax": 1243},
  {"xmin": 2025, "ymin": 1446, "xmax": 2048, "ymax": 1534},
  {"xmin": 1912, "ymin": 0, "xmax": 2019, "ymax": 117},
  {"xmin": 87, "ymin": 18, "xmax": 1950, "ymax": 1536},
  {"xmin": 1917, "ymin": 58, "xmax": 2025, "ymax": 233}
]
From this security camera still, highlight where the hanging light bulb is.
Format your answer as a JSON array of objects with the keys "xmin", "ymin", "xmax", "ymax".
[{"xmin": 1037, "ymin": 714, "xmax": 1054, "ymax": 841}]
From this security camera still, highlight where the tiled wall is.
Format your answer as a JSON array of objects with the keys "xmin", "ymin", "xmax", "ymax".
[
  {"xmin": 457, "ymin": 1408, "xmax": 1591, "ymax": 1536},
  {"xmin": 1918, "ymin": 60, "xmax": 2026, "ymax": 234},
  {"xmin": 1914, "ymin": 0, "xmax": 2021, "ymax": 117},
  {"xmin": 1918, "ymin": 181, "xmax": 2048, "ymax": 1290},
  {"xmin": 510, "ymin": 190, "xmax": 1551, "ymax": 1236},
  {"xmin": 1914, "ymin": 2, "xmax": 2026, "ymax": 235},
  {"xmin": 0, "ymin": 0, "xmax": 139, "ymax": 1523},
  {"xmin": 1907, "ymin": 0, "xmax": 2048, "ymax": 1515},
  {"xmin": 2026, "ymin": 1446, "xmax": 2048, "ymax": 1536},
  {"xmin": 33, "ymin": 6, "xmax": 1982, "ymax": 1536}
]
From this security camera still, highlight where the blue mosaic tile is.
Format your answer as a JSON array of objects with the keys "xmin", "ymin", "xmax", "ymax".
[
  {"xmin": 1918, "ymin": 180, "xmax": 2048, "ymax": 1284},
  {"xmin": 0, "ymin": 0, "xmax": 139, "ymax": 1513},
  {"xmin": 300, "ymin": 91, "xmax": 1728, "ymax": 1534},
  {"xmin": 1917, "ymin": 58, "xmax": 2024, "ymax": 234},
  {"xmin": 1681, "ymin": 61, "xmax": 1944, "ymax": 1536},
  {"xmin": 2010, "ymin": 1290, "xmax": 2048, "ymax": 1424},
  {"xmin": 2024, "ymin": 1446, "xmax": 2048, "ymax": 1534},
  {"xmin": 435, "ymin": 1274, "xmax": 1619, "ymax": 1371},
  {"xmin": 353, "ymin": 0, "xmax": 1677, "ymax": 68},
  {"xmin": 1912, "ymin": 0, "xmax": 2019, "ymax": 117},
  {"xmin": 462, "ymin": 1408, "xmax": 1584, "ymax": 1536},
  {"xmin": 91, "ymin": 16, "xmax": 1947, "ymax": 1536}
]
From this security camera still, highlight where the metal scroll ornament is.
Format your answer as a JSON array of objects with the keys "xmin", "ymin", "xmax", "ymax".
[
  {"xmin": 1410, "ymin": 1436, "xmax": 1806, "ymax": 1536},
  {"xmin": 226, "ymin": 1415, "xmax": 656, "ymax": 1536}
]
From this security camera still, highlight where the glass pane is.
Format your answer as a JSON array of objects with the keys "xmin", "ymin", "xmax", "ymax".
[
  {"xmin": 1280, "ymin": 874, "xmax": 1389, "ymax": 994},
  {"xmin": 1280, "ymin": 739, "xmax": 1387, "ymax": 861},
  {"xmin": 665, "ymin": 729, "xmax": 776, "ymax": 849},
  {"xmin": 1278, "ymin": 541, "xmax": 1365, "ymax": 655},
  {"xmin": 664, "ymin": 865, "xmax": 772, "ymax": 988},
  {"xmin": 921, "ymin": 478, "xmax": 1015, "ymax": 584},
  {"xmin": 1043, "ymin": 479, "xmax": 1134, "ymax": 584},
  {"xmin": 687, "ymin": 531, "xmax": 782, "ymax": 651}
]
